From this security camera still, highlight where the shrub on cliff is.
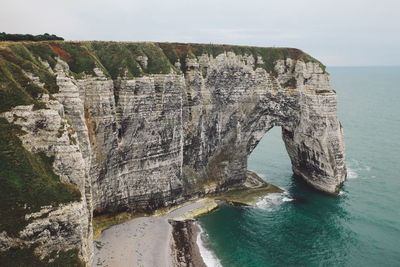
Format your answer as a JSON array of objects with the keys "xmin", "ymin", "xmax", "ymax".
[{"xmin": 0, "ymin": 32, "xmax": 64, "ymax": 42}]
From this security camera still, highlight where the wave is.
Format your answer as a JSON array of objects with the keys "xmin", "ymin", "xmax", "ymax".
[
  {"xmin": 347, "ymin": 159, "xmax": 371, "ymax": 179},
  {"xmin": 255, "ymin": 192, "xmax": 293, "ymax": 211},
  {"xmin": 196, "ymin": 223, "xmax": 222, "ymax": 267},
  {"xmin": 347, "ymin": 168, "xmax": 358, "ymax": 179}
]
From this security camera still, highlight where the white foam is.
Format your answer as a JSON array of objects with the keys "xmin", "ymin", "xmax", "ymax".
[
  {"xmin": 346, "ymin": 159, "xmax": 372, "ymax": 179},
  {"xmin": 197, "ymin": 224, "xmax": 222, "ymax": 267},
  {"xmin": 255, "ymin": 192, "xmax": 293, "ymax": 211},
  {"xmin": 282, "ymin": 196, "xmax": 293, "ymax": 202},
  {"xmin": 347, "ymin": 168, "xmax": 358, "ymax": 179}
]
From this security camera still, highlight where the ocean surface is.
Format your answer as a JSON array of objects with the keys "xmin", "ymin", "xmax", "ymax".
[{"xmin": 198, "ymin": 67, "xmax": 400, "ymax": 267}]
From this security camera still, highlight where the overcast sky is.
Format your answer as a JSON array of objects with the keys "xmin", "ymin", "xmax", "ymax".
[{"xmin": 2, "ymin": 0, "xmax": 399, "ymax": 66}]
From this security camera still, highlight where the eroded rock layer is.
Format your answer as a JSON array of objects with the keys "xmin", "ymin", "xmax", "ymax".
[{"xmin": 0, "ymin": 42, "xmax": 346, "ymax": 265}]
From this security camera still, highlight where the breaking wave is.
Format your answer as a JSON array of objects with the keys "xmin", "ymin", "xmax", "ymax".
[
  {"xmin": 197, "ymin": 223, "xmax": 222, "ymax": 267},
  {"xmin": 255, "ymin": 192, "xmax": 293, "ymax": 211},
  {"xmin": 347, "ymin": 159, "xmax": 371, "ymax": 179}
]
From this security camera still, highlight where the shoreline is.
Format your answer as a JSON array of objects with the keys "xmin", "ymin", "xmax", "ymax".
[
  {"xmin": 92, "ymin": 171, "xmax": 282, "ymax": 266},
  {"xmin": 92, "ymin": 199, "xmax": 214, "ymax": 266},
  {"xmin": 170, "ymin": 219, "xmax": 207, "ymax": 267}
]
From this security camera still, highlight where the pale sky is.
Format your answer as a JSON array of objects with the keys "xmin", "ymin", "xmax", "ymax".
[{"xmin": 1, "ymin": 0, "xmax": 399, "ymax": 66}]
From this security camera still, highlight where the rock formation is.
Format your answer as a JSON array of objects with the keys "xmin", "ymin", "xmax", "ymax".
[{"xmin": 0, "ymin": 42, "xmax": 346, "ymax": 265}]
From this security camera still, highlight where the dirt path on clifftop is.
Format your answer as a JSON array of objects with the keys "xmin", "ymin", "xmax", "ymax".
[{"xmin": 92, "ymin": 201, "xmax": 207, "ymax": 267}]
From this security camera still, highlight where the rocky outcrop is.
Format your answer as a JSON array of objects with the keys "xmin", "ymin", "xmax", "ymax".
[
  {"xmin": 0, "ymin": 42, "xmax": 346, "ymax": 265},
  {"xmin": 170, "ymin": 220, "xmax": 206, "ymax": 267},
  {"xmin": 0, "ymin": 97, "xmax": 91, "ymax": 264}
]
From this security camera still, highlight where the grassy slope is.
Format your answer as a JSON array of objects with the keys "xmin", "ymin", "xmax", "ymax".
[
  {"xmin": 1, "ymin": 40, "xmax": 324, "ymax": 84},
  {"xmin": 0, "ymin": 118, "xmax": 81, "ymax": 236},
  {"xmin": 0, "ymin": 117, "xmax": 82, "ymax": 265},
  {"xmin": 0, "ymin": 43, "xmax": 58, "ymax": 113},
  {"xmin": 0, "ymin": 43, "xmax": 83, "ymax": 265},
  {"xmin": 0, "ymin": 247, "xmax": 84, "ymax": 267}
]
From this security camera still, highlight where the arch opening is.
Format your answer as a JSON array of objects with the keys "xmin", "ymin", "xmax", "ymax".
[{"xmin": 247, "ymin": 126, "xmax": 292, "ymax": 189}]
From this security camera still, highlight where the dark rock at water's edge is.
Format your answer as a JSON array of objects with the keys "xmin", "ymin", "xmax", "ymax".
[
  {"xmin": 170, "ymin": 220, "xmax": 207, "ymax": 267},
  {"xmin": 0, "ymin": 41, "xmax": 346, "ymax": 265}
]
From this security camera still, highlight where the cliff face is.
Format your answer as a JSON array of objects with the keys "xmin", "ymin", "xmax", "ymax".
[{"xmin": 0, "ymin": 42, "xmax": 346, "ymax": 265}]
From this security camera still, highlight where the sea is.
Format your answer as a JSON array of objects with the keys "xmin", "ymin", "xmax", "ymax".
[{"xmin": 197, "ymin": 67, "xmax": 400, "ymax": 267}]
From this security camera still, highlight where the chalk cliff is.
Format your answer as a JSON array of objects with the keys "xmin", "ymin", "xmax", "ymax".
[{"xmin": 0, "ymin": 42, "xmax": 346, "ymax": 265}]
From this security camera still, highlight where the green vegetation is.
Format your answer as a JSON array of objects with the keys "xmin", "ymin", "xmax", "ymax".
[
  {"xmin": 0, "ymin": 118, "xmax": 81, "ymax": 236},
  {"xmin": 0, "ymin": 44, "xmax": 59, "ymax": 113},
  {"xmin": 0, "ymin": 32, "xmax": 64, "ymax": 42},
  {"xmin": 156, "ymin": 42, "xmax": 326, "ymax": 74},
  {"xmin": 0, "ymin": 59, "xmax": 37, "ymax": 113},
  {"xmin": 90, "ymin": 42, "xmax": 175, "ymax": 79},
  {"xmin": 157, "ymin": 43, "xmax": 196, "ymax": 73},
  {"xmin": 0, "ymin": 41, "xmax": 324, "ymax": 113},
  {"xmin": 140, "ymin": 43, "xmax": 175, "ymax": 74},
  {"xmin": 90, "ymin": 42, "xmax": 143, "ymax": 79},
  {"xmin": 66, "ymin": 119, "xmax": 78, "ymax": 145},
  {"xmin": 0, "ymin": 246, "xmax": 84, "ymax": 267},
  {"xmin": 88, "ymin": 41, "xmax": 175, "ymax": 104},
  {"xmin": 24, "ymin": 42, "xmax": 59, "ymax": 69},
  {"xmin": 10, "ymin": 44, "xmax": 59, "ymax": 93},
  {"xmin": 53, "ymin": 42, "xmax": 104, "ymax": 78}
]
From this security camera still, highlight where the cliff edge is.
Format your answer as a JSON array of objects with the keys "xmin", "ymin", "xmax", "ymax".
[{"xmin": 0, "ymin": 41, "xmax": 346, "ymax": 265}]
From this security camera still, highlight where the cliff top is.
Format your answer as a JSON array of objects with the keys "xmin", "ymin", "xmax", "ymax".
[
  {"xmin": 0, "ymin": 41, "xmax": 324, "ymax": 113},
  {"xmin": 0, "ymin": 41, "xmax": 324, "ymax": 75}
]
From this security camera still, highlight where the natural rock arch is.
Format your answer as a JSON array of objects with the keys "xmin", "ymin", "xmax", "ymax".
[
  {"xmin": 88, "ymin": 52, "xmax": 346, "ymax": 214},
  {"xmin": 177, "ymin": 53, "xmax": 346, "ymax": 197},
  {"xmin": 0, "ymin": 42, "xmax": 346, "ymax": 264}
]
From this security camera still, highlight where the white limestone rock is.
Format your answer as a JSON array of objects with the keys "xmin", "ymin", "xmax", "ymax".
[
  {"xmin": 0, "ymin": 85, "xmax": 92, "ymax": 263},
  {"xmin": 1, "ymin": 47, "xmax": 346, "ymax": 265}
]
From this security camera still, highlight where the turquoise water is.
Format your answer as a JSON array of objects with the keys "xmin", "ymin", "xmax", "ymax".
[{"xmin": 198, "ymin": 67, "xmax": 400, "ymax": 266}]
